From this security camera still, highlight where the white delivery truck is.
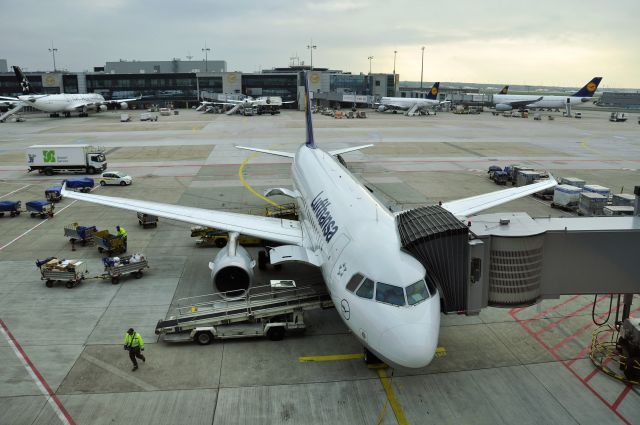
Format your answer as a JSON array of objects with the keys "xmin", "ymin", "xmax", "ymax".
[{"xmin": 26, "ymin": 144, "xmax": 107, "ymax": 176}]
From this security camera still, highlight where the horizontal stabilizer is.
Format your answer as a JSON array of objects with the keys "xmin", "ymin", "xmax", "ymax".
[
  {"xmin": 235, "ymin": 146, "xmax": 295, "ymax": 158},
  {"xmin": 441, "ymin": 175, "xmax": 557, "ymax": 217},
  {"xmin": 328, "ymin": 144, "xmax": 374, "ymax": 156}
]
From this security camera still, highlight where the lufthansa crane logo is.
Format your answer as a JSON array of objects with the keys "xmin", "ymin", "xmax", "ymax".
[
  {"xmin": 431, "ymin": 87, "xmax": 438, "ymax": 95},
  {"xmin": 310, "ymin": 73, "xmax": 321, "ymax": 84},
  {"xmin": 45, "ymin": 75, "xmax": 56, "ymax": 86},
  {"xmin": 227, "ymin": 74, "xmax": 238, "ymax": 83},
  {"xmin": 586, "ymin": 82, "xmax": 597, "ymax": 92}
]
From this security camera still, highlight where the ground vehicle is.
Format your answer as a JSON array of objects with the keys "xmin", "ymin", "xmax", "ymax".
[
  {"xmin": 101, "ymin": 254, "xmax": 148, "ymax": 285},
  {"xmin": 0, "ymin": 201, "xmax": 21, "ymax": 217},
  {"xmin": 137, "ymin": 212, "xmax": 158, "ymax": 228},
  {"xmin": 120, "ymin": 113, "xmax": 131, "ymax": 122},
  {"xmin": 64, "ymin": 223, "xmax": 97, "ymax": 246},
  {"xmin": 26, "ymin": 144, "xmax": 107, "ymax": 175},
  {"xmin": 99, "ymin": 171, "xmax": 132, "ymax": 186},
  {"xmin": 610, "ymin": 112, "xmax": 627, "ymax": 122},
  {"xmin": 45, "ymin": 186, "xmax": 62, "ymax": 202},
  {"xmin": 140, "ymin": 113, "xmax": 158, "ymax": 121},
  {"xmin": 617, "ymin": 318, "xmax": 640, "ymax": 380},
  {"xmin": 159, "ymin": 108, "xmax": 171, "ymax": 116},
  {"xmin": 26, "ymin": 200, "xmax": 54, "ymax": 218},
  {"xmin": 95, "ymin": 230, "xmax": 126, "ymax": 255},
  {"xmin": 63, "ymin": 177, "xmax": 94, "ymax": 193}
]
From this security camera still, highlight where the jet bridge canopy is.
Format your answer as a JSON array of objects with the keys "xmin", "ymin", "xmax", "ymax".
[{"xmin": 396, "ymin": 205, "xmax": 469, "ymax": 313}]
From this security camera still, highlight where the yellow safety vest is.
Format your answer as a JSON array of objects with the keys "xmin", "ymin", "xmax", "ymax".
[
  {"xmin": 117, "ymin": 227, "xmax": 128, "ymax": 238},
  {"xmin": 124, "ymin": 332, "xmax": 144, "ymax": 349}
]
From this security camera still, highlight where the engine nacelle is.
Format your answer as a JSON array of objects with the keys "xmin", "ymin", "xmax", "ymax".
[
  {"xmin": 495, "ymin": 103, "xmax": 513, "ymax": 112},
  {"xmin": 378, "ymin": 105, "xmax": 387, "ymax": 112},
  {"xmin": 99, "ymin": 105, "xmax": 108, "ymax": 111},
  {"xmin": 208, "ymin": 233, "xmax": 255, "ymax": 298},
  {"xmin": 120, "ymin": 102, "xmax": 128, "ymax": 110}
]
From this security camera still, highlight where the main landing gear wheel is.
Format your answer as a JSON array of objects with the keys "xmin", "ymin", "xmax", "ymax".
[
  {"xmin": 195, "ymin": 331, "xmax": 213, "ymax": 345},
  {"xmin": 258, "ymin": 250, "xmax": 268, "ymax": 270}
]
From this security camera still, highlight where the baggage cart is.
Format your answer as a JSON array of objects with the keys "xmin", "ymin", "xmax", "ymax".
[
  {"xmin": 45, "ymin": 186, "xmax": 62, "ymax": 202},
  {"xmin": 36, "ymin": 257, "xmax": 86, "ymax": 288},
  {"xmin": 26, "ymin": 200, "xmax": 54, "ymax": 218},
  {"xmin": 63, "ymin": 177, "xmax": 94, "ymax": 193},
  {"xmin": 137, "ymin": 212, "xmax": 158, "ymax": 228},
  {"xmin": 94, "ymin": 229, "xmax": 126, "ymax": 255},
  {"xmin": 101, "ymin": 254, "xmax": 149, "ymax": 285},
  {"xmin": 0, "ymin": 200, "xmax": 21, "ymax": 217},
  {"xmin": 64, "ymin": 223, "xmax": 97, "ymax": 246}
]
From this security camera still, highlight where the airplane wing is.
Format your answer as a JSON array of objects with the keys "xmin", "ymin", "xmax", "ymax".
[
  {"xmin": 60, "ymin": 185, "xmax": 303, "ymax": 245},
  {"xmin": 441, "ymin": 175, "xmax": 557, "ymax": 217},
  {"xmin": 102, "ymin": 96, "xmax": 142, "ymax": 105},
  {"xmin": 328, "ymin": 144, "xmax": 374, "ymax": 156},
  {"xmin": 0, "ymin": 96, "xmax": 19, "ymax": 101},
  {"xmin": 500, "ymin": 97, "xmax": 543, "ymax": 109},
  {"xmin": 236, "ymin": 146, "xmax": 295, "ymax": 158}
]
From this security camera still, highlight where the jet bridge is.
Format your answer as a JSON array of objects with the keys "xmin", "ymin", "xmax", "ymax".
[{"xmin": 398, "ymin": 189, "xmax": 640, "ymax": 315}]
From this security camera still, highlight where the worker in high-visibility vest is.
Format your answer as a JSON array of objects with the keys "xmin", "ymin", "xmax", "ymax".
[
  {"xmin": 116, "ymin": 225, "xmax": 127, "ymax": 250},
  {"xmin": 124, "ymin": 328, "xmax": 145, "ymax": 371}
]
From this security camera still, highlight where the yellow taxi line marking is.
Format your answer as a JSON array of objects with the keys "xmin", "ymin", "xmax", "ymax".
[
  {"xmin": 298, "ymin": 353, "xmax": 364, "ymax": 362},
  {"xmin": 579, "ymin": 136, "xmax": 603, "ymax": 155},
  {"xmin": 377, "ymin": 368, "xmax": 409, "ymax": 425},
  {"xmin": 238, "ymin": 155, "xmax": 280, "ymax": 207}
]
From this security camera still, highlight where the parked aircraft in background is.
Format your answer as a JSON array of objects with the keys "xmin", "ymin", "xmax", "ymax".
[
  {"xmin": 491, "ymin": 77, "xmax": 602, "ymax": 111},
  {"xmin": 62, "ymin": 73, "xmax": 556, "ymax": 369},
  {"xmin": 376, "ymin": 82, "xmax": 442, "ymax": 115},
  {"xmin": 197, "ymin": 96, "xmax": 295, "ymax": 115},
  {"xmin": 0, "ymin": 66, "xmax": 140, "ymax": 118},
  {"xmin": 498, "ymin": 85, "xmax": 509, "ymax": 94}
]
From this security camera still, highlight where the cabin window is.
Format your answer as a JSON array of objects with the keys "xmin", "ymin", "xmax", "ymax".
[
  {"xmin": 355, "ymin": 278, "xmax": 374, "ymax": 299},
  {"xmin": 375, "ymin": 282, "xmax": 406, "ymax": 306},
  {"xmin": 406, "ymin": 279, "xmax": 430, "ymax": 305},
  {"xmin": 346, "ymin": 273, "xmax": 364, "ymax": 293}
]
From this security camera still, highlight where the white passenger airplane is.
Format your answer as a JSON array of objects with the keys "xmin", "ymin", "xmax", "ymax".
[
  {"xmin": 491, "ymin": 77, "xmax": 602, "ymax": 111},
  {"xmin": 62, "ymin": 73, "xmax": 556, "ymax": 368},
  {"xmin": 376, "ymin": 82, "xmax": 442, "ymax": 115},
  {"xmin": 197, "ymin": 96, "xmax": 295, "ymax": 115},
  {"xmin": 0, "ymin": 66, "xmax": 140, "ymax": 118}
]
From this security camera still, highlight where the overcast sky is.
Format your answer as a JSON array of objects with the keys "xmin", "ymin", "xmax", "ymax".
[{"xmin": 4, "ymin": 0, "xmax": 639, "ymax": 88}]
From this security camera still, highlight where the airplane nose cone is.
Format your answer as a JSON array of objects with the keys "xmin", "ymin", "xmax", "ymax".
[{"xmin": 380, "ymin": 323, "xmax": 438, "ymax": 369}]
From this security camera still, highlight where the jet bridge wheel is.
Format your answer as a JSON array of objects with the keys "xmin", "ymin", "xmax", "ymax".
[
  {"xmin": 266, "ymin": 326, "xmax": 285, "ymax": 341},
  {"xmin": 195, "ymin": 331, "xmax": 213, "ymax": 345}
]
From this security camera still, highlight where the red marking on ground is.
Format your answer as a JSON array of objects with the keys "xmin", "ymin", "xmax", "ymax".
[
  {"xmin": 612, "ymin": 386, "xmax": 633, "ymax": 410},
  {"xmin": 533, "ymin": 295, "xmax": 609, "ymax": 336},
  {"xmin": 525, "ymin": 295, "xmax": 582, "ymax": 323},
  {"xmin": 0, "ymin": 319, "xmax": 76, "ymax": 425},
  {"xmin": 551, "ymin": 304, "xmax": 620, "ymax": 351}
]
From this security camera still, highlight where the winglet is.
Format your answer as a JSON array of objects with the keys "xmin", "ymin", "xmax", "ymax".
[
  {"xmin": 303, "ymin": 72, "xmax": 316, "ymax": 149},
  {"xmin": 572, "ymin": 77, "xmax": 603, "ymax": 97},
  {"xmin": 13, "ymin": 66, "xmax": 33, "ymax": 95}
]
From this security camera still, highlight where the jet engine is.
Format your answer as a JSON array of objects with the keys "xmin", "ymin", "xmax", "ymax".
[
  {"xmin": 99, "ymin": 105, "xmax": 108, "ymax": 112},
  {"xmin": 495, "ymin": 103, "xmax": 513, "ymax": 112},
  {"xmin": 208, "ymin": 232, "xmax": 255, "ymax": 298},
  {"xmin": 377, "ymin": 105, "xmax": 387, "ymax": 112},
  {"xmin": 120, "ymin": 102, "xmax": 128, "ymax": 110}
]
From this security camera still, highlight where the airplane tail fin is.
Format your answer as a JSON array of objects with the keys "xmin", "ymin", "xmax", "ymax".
[
  {"xmin": 13, "ymin": 66, "xmax": 33, "ymax": 95},
  {"xmin": 499, "ymin": 85, "xmax": 509, "ymax": 95},
  {"xmin": 572, "ymin": 77, "xmax": 602, "ymax": 97},
  {"xmin": 303, "ymin": 72, "xmax": 316, "ymax": 149},
  {"xmin": 425, "ymin": 82, "xmax": 440, "ymax": 100}
]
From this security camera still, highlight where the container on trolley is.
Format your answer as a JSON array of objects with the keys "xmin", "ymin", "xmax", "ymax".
[
  {"xmin": 0, "ymin": 200, "xmax": 21, "ymax": 217},
  {"xmin": 26, "ymin": 200, "xmax": 54, "ymax": 218},
  {"xmin": 36, "ymin": 257, "xmax": 87, "ymax": 288}
]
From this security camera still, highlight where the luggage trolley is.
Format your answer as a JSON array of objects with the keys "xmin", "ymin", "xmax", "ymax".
[
  {"xmin": 26, "ymin": 200, "xmax": 54, "ymax": 218},
  {"xmin": 0, "ymin": 201, "xmax": 21, "ymax": 218},
  {"xmin": 45, "ymin": 186, "xmax": 63, "ymax": 202},
  {"xmin": 63, "ymin": 178, "xmax": 94, "ymax": 193},
  {"xmin": 64, "ymin": 223, "xmax": 97, "ymax": 246},
  {"xmin": 137, "ymin": 212, "xmax": 158, "ymax": 228},
  {"xmin": 36, "ymin": 257, "xmax": 87, "ymax": 288},
  {"xmin": 94, "ymin": 230, "xmax": 126, "ymax": 256},
  {"xmin": 101, "ymin": 254, "xmax": 149, "ymax": 284}
]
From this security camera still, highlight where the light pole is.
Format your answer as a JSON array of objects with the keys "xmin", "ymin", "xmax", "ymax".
[
  {"xmin": 306, "ymin": 39, "xmax": 317, "ymax": 70},
  {"xmin": 420, "ymin": 46, "xmax": 425, "ymax": 89},
  {"xmin": 393, "ymin": 50, "xmax": 397, "ymax": 95},
  {"xmin": 48, "ymin": 42, "xmax": 58, "ymax": 72},
  {"xmin": 368, "ymin": 55, "xmax": 374, "ymax": 74},
  {"xmin": 202, "ymin": 42, "xmax": 211, "ymax": 72}
]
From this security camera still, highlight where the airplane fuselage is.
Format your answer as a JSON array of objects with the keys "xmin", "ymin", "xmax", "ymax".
[
  {"xmin": 493, "ymin": 94, "xmax": 591, "ymax": 110},
  {"xmin": 291, "ymin": 145, "xmax": 441, "ymax": 368},
  {"xmin": 379, "ymin": 96, "xmax": 439, "ymax": 111},
  {"xmin": 17, "ymin": 93, "xmax": 106, "ymax": 113}
]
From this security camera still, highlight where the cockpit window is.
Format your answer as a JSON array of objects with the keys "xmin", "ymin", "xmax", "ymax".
[
  {"xmin": 406, "ymin": 279, "xmax": 430, "ymax": 305},
  {"xmin": 355, "ymin": 278, "xmax": 374, "ymax": 299},
  {"xmin": 346, "ymin": 273, "xmax": 364, "ymax": 293},
  {"xmin": 375, "ymin": 282, "xmax": 406, "ymax": 306}
]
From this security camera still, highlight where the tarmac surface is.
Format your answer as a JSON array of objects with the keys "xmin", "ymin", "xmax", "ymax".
[{"xmin": 0, "ymin": 107, "xmax": 639, "ymax": 425}]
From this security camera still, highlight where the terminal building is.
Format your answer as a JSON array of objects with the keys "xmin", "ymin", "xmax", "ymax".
[{"xmin": 597, "ymin": 92, "xmax": 640, "ymax": 109}]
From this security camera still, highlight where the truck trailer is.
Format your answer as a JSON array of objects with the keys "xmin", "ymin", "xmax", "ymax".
[{"xmin": 26, "ymin": 144, "xmax": 107, "ymax": 176}]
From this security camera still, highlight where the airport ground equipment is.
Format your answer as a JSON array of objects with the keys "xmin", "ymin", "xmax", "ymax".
[
  {"xmin": 190, "ymin": 226, "xmax": 262, "ymax": 247},
  {"xmin": 36, "ymin": 257, "xmax": 86, "ymax": 288},
  {"xmin": 94, "ymin": 230, "xmax": 126, "ymax": 256},
  {"xmin": 63, "ymin": 177, "xmax": 94, "ymax": 193},
  {"xmin": 610, "ymin": 112, "xmax": 627, "ymax": 122},
  {"xmin": 551, "ymin": 184, "xmax": 582, "ymax": 210},
  {"xmin": 488, "ymin": 166, "xmax": 509, "ymax": 185},
  {"xmin": 26, "ymin": 144, "xmax": 106, "ymax": 175},
  {"xmin": 155, "ymin": 283, "xmax": 333, "ymax": 344},
  {"xmin": 578, "ymin": 192, "xmax": 607, "ymax": 216},
  {"xmin": 140, "ymin": 113, "xmax": 158, "ymax": 121},
  {"xmin": 0, "ymin": 200, "xmax": 21, "ymax": 217},
  {"xmin": 100, "ymin": 254, "xmax": 148, "ymax": 285},
  {"xmin": 560, "ymin": 176, "xmax": 586, "ymax": 188},
  {"xmin": 590, "ymin": 319, "xmax": 640, "ymax": 384},
  {"xmin": 64, "ymin": 223, "xmax": 97, "ymax": 246},
  {"xmin": 120, "ymin": 113, "xmax": 131, "ymax": 122},
  {"xmin": 356, "ymin": 111, "xmax": 367, "ymax": 118},
  {"xmin": 26, "ymin": 200, "xmax": 54, "ymax": 218},
  {"xmin": 137, "ymin": 212, "xmax": 158, "ymax": 228},
  {"xmin": 45, "ymin": 186, "xmax": 62, "ymax": 202}
]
